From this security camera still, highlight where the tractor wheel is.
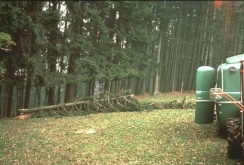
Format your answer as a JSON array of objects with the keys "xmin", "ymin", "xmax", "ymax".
[{"xmin": 226, "ymin": 118, "xmax": 243, "ymax": 158}]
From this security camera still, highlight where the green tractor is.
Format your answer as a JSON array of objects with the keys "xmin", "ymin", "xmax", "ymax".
[{"xmin": 195, "ymin": 54, "xmax": 244, "ymax": 158}]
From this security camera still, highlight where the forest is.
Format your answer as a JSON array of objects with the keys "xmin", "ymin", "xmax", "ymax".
[{"xmin": 0, "ymin": 1, "xmax": 244, "ymax": 118}]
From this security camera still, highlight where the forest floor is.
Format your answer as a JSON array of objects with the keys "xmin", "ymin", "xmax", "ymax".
[{"xmin": 0, "ymin": 92, "xmax": 244, "ymax": 164}]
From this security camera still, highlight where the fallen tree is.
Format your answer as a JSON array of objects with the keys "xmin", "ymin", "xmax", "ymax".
[{"xmin": 18, "ymin": 94, "xmax": 141, "ymax": 118}]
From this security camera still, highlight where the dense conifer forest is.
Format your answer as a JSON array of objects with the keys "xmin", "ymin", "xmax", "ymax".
[{"xmin": 1, "ymin": 1, "xmax": 244, "ymax": 117}]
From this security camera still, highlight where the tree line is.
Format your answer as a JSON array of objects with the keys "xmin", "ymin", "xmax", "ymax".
[{"xmin": 1, "ymin": 1, "xmax": 244, "ymax": 117}]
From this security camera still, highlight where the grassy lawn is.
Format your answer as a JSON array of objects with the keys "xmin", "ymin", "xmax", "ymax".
[{"xmin": 1, "ymin": 109, "xmax": 244, "ymax": 164}]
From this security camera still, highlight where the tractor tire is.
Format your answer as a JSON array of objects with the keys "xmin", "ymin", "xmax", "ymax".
[{"xmin": 226, "ymin": 118, "xmax": 243, "ymax": 158}]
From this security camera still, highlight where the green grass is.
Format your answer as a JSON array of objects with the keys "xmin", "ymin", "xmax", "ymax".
[{"xmin": 1, "ymin": 109, "xmax": 244, "ymax": 164}]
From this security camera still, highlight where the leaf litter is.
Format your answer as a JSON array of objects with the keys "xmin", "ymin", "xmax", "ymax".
[{"xmin": 0, "ymin": 109, "xmax": 244, "ymax": 164}]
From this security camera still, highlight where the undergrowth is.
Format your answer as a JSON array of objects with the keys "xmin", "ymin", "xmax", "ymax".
[{"xmin": 137, "ymin": 92, "xmax": 196, "ymax": 110}]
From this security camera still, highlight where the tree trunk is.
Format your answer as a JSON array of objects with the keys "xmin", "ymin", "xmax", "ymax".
[
  {"xmin": 6, "ymin": 85, "xmax": 13, "ymax": 117},
  {"xmin": 104, "ymin": 79, "xmax": 110, "ymax": 92},
  {"xmin": 24, "ymin": 69, "xmax": 32, "ymax": 109},
  {"xmin": 65, "ymin": 2, "xmax": 85, "ymax": 102},
  {"xmin": 153, "ymin": 30, "xmax": 163, "ymax": 96},
  {"xmin": 110, "ymin": 80, "xmax": 115, "ymax": 93},
  {"xmin": 224, "ymin": 2, "xmax": 234, "ymax": 58},
  {"xmin": 87, "ymin": 79, "xmax": 95, "ymax": 96},
  {"xmin": 65, "ymin": 52, "xmax": 78, "ymax": 102},
  {"xmin": 47, "ymin": 1, "xmax": 59, "ymax": 105},
  {"xmin": 65, "ymin": 83, "xmax": 76, "ymax": 103}
]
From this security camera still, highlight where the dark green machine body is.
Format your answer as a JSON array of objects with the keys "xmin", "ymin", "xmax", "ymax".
[
  {"xmin": 195, "ymin": 66, "xmax": 215, "ymax": 124},
  {"xmin": 195, "ymin": 54, "xmax": 244, "ymax": 130}
]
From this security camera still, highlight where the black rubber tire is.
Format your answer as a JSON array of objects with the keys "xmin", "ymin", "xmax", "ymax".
[{"xmin": 226, "ymin": 118, "xmax": 243, "ymax": 158}]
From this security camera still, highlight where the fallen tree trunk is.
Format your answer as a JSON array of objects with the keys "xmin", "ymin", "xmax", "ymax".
[
  {"xmin": 18, "ymin": 94, "xmax": 140, "ymax": 118},
  {"xmin": 19, "ymin": 101, "xmax": 86, "ymax": 114}
]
